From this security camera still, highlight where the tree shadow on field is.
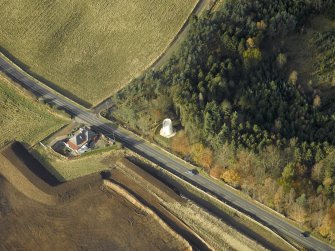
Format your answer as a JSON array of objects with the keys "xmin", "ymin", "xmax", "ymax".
[{"xmin": 0, "ymin": 46, "xmax": 92, "ymax": 108}]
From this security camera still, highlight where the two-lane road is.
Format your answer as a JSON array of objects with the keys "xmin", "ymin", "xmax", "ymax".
[{"xmin": 0, "ymin": 57, "xmax": 334, "ymax": 251}]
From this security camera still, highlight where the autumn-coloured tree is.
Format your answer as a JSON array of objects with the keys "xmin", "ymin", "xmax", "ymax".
[
  {"xmin": 274, "ymin": 185, "xmax": 285, "ymax": 212},
  {"xmin": 289, "ymin": 70, "xmax": 298, "ymax": 85},
  {"xmin": 246, "ymin": 37, "xmax": 256, "ymax": 48},
  {"xmin": 263, "ymin": 178, "xmax": 278, "ymax": 206},
  {"xmin": 209, "ymin": 165, "xmax": 224, "ymax": 179},
  {"xmin": 235, "ymin": 149, "xmax": 257, "ymax": 176},
  {"xmin": 295, "ymin": 164, "xmax": 307, "ymax": 177},
  {"xmin": 256, "ymin": 20, "xmax": 267, "ymax": 30},
  {"xmin": 323, "ymin": 177, "xmax": 333, "ymax": 194},
  {"xmin": 152, "ymin": 109, "xmax": 163, "ymax": 124},
  {"xmin": 311, "ymin": 163, "xmax": 325, "ymax": 183},
  {"xmin": 241, "ymin": 175, "xmax": 257, "ymax": 198},
  {"xmin": 319, "ymin": 204, "xmax": 335, "ymax": 239},
  {"xmin": 191, "ymin": 143, "xmax": 214, "ymax": 171},
  {"xmin": 288, "ymin": 203, "xmax": 307, "ymax": 223},
  {"xmin": 313, "ymin": 95, "xmax": 321, "ymax": 108},
  {"xmin": 242, "ymin": 48, "xmax": 262, "ymax": 68},
  {"xmin": 171, "ymin": 130, "xmax": 190, "ymax": 155},
  {"xmin": 280, "ymin": 163, "xmax": 296, "ymax": 190},
  {"xmin": 310, "ymin": 210, "xmax": 325, "ymax": 230},
  {"xmin": 221, "ymin": 169, "xmax": 241, "ymax": 187},
  {"xmin": 110, "ymin": 0, "xmax": 335, "ymax": 241},
  {"xmin": 276, "ymin": 53, "xmax": 287, "ymax": 68}
]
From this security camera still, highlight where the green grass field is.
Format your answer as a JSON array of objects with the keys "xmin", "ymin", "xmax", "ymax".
[
  {"xmin": 0, "ymin": 74, "xmax": 68, "ymax": 147},
  {"xmin": 0, "ymin": 0, "xmax": 198, "ymax": 106},
  {"xmin": 33, "ymin": 145, "xmax": 122, "ymax": 181}
]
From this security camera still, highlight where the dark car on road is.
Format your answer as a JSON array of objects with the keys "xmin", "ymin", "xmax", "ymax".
[
  {"xmin": 300, "ymin": 232, "xmax": 309, "ymax": 238},
  {"xmin": 186, "ymin": 169, "xmax": 199, "ymax": 175}
]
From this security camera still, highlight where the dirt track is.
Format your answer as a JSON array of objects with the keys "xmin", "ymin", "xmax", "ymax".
[{"xmin": 0, "ymin": 143, "xmax": 191, "ymax": 251}]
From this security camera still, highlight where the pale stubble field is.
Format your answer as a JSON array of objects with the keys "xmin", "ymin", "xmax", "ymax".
[{"xmin": 0, "ymin": 0, "xmax": 198, "ymax": 106}]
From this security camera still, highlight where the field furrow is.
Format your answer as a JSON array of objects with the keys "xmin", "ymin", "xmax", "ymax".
[{"xmin": 0, "ymin": 0, "xmax": 198, "ymax": 106}]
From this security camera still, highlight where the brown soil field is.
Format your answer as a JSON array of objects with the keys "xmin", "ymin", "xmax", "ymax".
[
  {"xmin": 0, "ymin": 142, "xmax": 192, "ymax": 251},
  {"xmin": 108, "ymin": 164, "xmax": 212, "ymax": 250},
  {"xmin": 0, "ymin": 142, "xmax": 277, "ymax": 250}
]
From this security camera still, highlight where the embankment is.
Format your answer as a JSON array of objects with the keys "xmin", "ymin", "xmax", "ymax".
[
  {"xmin": 0, "ymin": 142, "xmax": 192, "ymax": 251},
  {"xmin": 103, "ymin": 180, "xmax": 193, "ymax": 251},
  {"xmin": 0, "ymin": 142, "xmax": 103, "ymax": 205}
]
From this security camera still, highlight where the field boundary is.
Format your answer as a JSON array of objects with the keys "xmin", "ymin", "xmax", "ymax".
[
  {"xmin": 116, "ymin": 158, "xmax": 274, "ymax": 250},
  {"xmin": 103, "ymin": 180, "xmax": 194, "ymax": 251},
  {"xmin": 101, "ymin": 111, "xmax": 303, "ymax": 249},
  {"xmin": 0, "ymin": 52, "xmax": 92, "ymax": 110},
  {"xmin": 93, "ymin": 0, "xmax": 206, "ymax": 111},
  {"xmin": 0, "ymin": 152, "xmax": 57, "ymax": 205},
  {"xmin": 126, "ymin": 152, "xmax": 298, "ymax": 251},
  {"xmin": 0, "ymin": 142, "xmax": 104, "ymax": 204},
  {"xmin": 140, "ymin": 0, "xmax": 204, "ymax": 71},
  {"xmin": 0, "ymin": 1, "xmax": 204, "ymax": 108},
  {"xmin": 0, "ymin": 48, "xmax": 93, "ymax": 108}
]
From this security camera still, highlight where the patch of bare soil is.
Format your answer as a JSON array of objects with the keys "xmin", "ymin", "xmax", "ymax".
[{"xmin": 0, "ymin": 143, "xmax": 191, "ymax": 251}]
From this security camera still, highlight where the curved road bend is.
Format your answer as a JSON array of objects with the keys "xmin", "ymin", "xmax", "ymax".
[
  {"xmin": 0, "ymin": 57, "xmax": 334, "ymax": 251},
  {"xmin": 93, "ymin": 0, "xmax": 208, "ymax": 113}
]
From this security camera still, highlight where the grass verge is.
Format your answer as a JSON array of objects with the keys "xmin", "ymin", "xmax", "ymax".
[
  {"xmin": 0, "ymin": 73, "xmax": 68, "ymax": 147},
  {"xmin": 125, "ymin": 153, "xmax": 297, "ymax": 251},
  {"xmin": 32, "ymin": 144, "xmax": 123, "ymax": 182}
]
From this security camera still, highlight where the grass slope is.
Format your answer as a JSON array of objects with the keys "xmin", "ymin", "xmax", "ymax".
[
  {"xmin": 33, "ymin": 145, "xmax": 123, "ymax": 181},
  {"xmin": 0, "ymin": 0, "xmax": 198, "ymax": 106},
  {"xmin": 0, "ymin": 74, "xmax": 67, "ymax": 147}
]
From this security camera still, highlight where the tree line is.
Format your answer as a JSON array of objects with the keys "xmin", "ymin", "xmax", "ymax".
[{"xmin": 107, "ymin": 0, "xmax": 335, "ymax": 239}]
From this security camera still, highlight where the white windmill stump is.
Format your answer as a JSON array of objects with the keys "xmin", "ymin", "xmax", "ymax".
[{"xmin": 160, "ymin": 118, "xmax": 176, "ymax": 138}]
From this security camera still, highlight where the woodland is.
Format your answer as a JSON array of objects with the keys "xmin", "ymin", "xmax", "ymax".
[{"xmin": 106, "ymin": 0, "xmax": 335, "ymax": 240}]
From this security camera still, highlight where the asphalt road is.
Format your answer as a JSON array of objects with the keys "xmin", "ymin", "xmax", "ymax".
[{"xmin": 1, "ymin": 57, "xmax": 334, "ymax": 251}]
